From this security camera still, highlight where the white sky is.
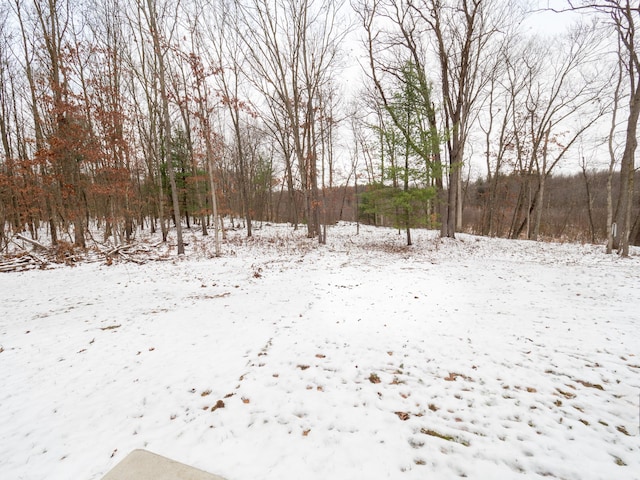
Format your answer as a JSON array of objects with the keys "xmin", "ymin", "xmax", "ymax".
[{"xmin": 526, "ymin": 0, "xmax": 585, "ymax": 36}]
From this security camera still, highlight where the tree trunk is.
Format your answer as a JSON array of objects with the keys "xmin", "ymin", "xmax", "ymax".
[
  {"xmin": 614, "ymin": 85, "xmax": 639, "ymax": 256},
  {"xmin": 145, "ymin": 0, "xmax": 184, "ymax": 255},
  {"xmin": 581, "ymin": 166, "xmax": 596, "ymax": 244}
]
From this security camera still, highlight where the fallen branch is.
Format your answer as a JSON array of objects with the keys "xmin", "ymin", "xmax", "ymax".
[
  {"xmin": 15, "ymin": 234, "xmax": 50, "ymax": 251},
  {"xmin": 0, "ymin": 256, "xmax": 35, "ymax": 272},
  {"xmin": 26, "ymin": 251, "xmax": 48, "ymax": 266},
  {"xmin": 118, "ymin": 250, "xmax": 147, "ymax": 265}
]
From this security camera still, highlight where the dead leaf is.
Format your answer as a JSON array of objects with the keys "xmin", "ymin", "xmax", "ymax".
[
  {"xmin": 211, "ymin": 400, "xmax": 225, "ymax": 412},
  {"xmin": 242, "ymin": 397, "xmax": 250, "ymax": 404},
  {"xmin": 444, "ymin": 372, "xmax": 473, "ymax": 382},
  {"xmin": 302, "ymin": 429, "xmax": 311, "ymax": 436},
  {"xmin": 395, "ymin": 411, "xmax": 410, "ymax": 421},
  {"xmin": 100, "ymin": 325, "xmax": 121, "ymax": 331},
  {"xmin": 617, "ymin": 425, "xmax": 631, "ymax": 436},
  {"xmin": 576, "ymin": 380, "xmax": 604, "ymax": 390}
]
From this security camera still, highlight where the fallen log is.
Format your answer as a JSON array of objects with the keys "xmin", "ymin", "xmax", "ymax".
[
  {"xmin": 0, "ymin": 256, "xmax": 34, "ymax": 272},
  {"xmin": 15, "ymin": 234, "xmax": 49, "ymax": 251}
]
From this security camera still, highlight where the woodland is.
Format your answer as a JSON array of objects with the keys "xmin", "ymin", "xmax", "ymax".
[{"xmin": 0, "ymin": 0, "xmax": 639, "ymax": 264}]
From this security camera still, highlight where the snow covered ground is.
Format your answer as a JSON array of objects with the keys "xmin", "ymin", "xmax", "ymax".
[{"xmin": 1, "ymin": 223, "xmax": 639, "ymax": 480}]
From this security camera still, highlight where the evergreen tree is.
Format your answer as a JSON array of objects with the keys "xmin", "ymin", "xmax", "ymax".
[{"xmin": 361, "ymin": 61, "xmax": 438, "ymax": 245}]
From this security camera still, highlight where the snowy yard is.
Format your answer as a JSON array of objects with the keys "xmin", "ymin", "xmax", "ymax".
[{"xmin": 1, "ymin": 223, "xmax": 639, "ymax": 480}]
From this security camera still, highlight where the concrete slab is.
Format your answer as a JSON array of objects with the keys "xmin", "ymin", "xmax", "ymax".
[{"xmin": 102, "ymin": 449, "xmax": 227, "ymax": 480}]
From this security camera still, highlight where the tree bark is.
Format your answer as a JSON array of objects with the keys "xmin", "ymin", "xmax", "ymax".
[{"xmin": 144, "ymin": 0, "xmax": 184, "ymax": 255}]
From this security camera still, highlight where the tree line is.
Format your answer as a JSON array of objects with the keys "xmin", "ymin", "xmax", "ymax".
[{"xmin": 0, "ymin": 0, "xmax": 638, "ymax": 257}]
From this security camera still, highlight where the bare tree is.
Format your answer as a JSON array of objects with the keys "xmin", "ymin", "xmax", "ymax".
[
  {"xmin": 197, "ymin": 0, "xmax": 256, "ymax": 237},
  {"xmin": 476, "ymin": 34, "xmax": 525, "ymax": 237},
  {"xmin": 562, "ymin": 1, "xmax": 639, "ymax": 256},
  {"xmin": 606, "ymin": 39, "xmax": 625, "ymax": 253},
  {"xmin": 517, "ymin": 24, "xmax": 607, "ymax": 240},
  {"xmin": 182, "ymin": 2, "xmax": 223, "ymax": 254},
  {"xmin": 137, "ymin": 0, "xmax": 185, "ymax": 255},
  {"xmin": 407, "ymin": 0, "xmax": 511, "ymax": 237},
  {"xmin": 82, "ymin": 0, "xmax": 136, "ymax": 243},
  {"xmin": 355, "ymin": 0, "xmax": 513, "ymax": 238},
  {"xmin": 239, "ymin": 0, "xmax": 348, "ymax": 242},
  {"xmin": 0, "ymin": 5, "xmax": 18, "ymax": 243}
]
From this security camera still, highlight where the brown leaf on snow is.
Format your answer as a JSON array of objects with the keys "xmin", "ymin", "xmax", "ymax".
[
  {"xmin": 100, "ymin": 324, "xmax": 121, "ymax": 331},
  {"xmin": 555, "ymin": 388, "xmax": 576, "ymax": 399},
  {"xmin": 242, "ymin": 397, "xmax": 250, "ymax": 404},
  {"xmin": 616, "ymin": 425, "xmax": 631, "ymax": 436},
  {"xmin": 297, "ymin": 365, "xmax": 310, "ymax": 370},
  {"xmin": 211, "ymin": 400, "xmax": 225, "ymax": 412},
  {"xmin": 444, "ymin": 372, "xmax": 473, "ymax": 382},
  {"xmin": 369, "ymin": 373, "xmax": 381, "ymax": 384},
  {"xmin": 302, "ymin": 429, "xmax": 311, "ymax": 436},
  {"xmin": 315, "ymin": 354, "xmax": 326, "ymax": 358},
  {"xmin": 395, "ymin": 411, "xmax": 410, "ymax": 421},
  {"xmin": 576, "ymin": 379, "xmax": 604, "ymax": 391}
]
